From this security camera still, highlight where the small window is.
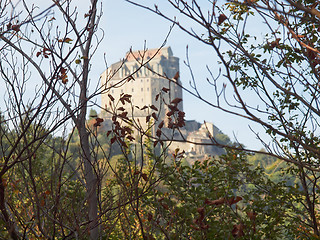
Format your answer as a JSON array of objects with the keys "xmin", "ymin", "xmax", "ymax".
[
  {"xmin": 147, "ymin": 88, "xmax": 149, "ymax": 91},
  {"xmin": 111, "ymin": 90, "xmax": 114, "ymax": 94},
  {"xmin": 141, "ymin": 98, "xmax": 143, "ymax": 102},
  {"xmin": 141, "ymin": 88, "xmax": 143, "ymax": 91},
  {"xmin": 121, "ymin": 89, "xmax": 123, "ymax": 93},
  {"xmin": 132, "ymin": 88, "xmax": 134, "ymax": 92},
  {"xmin": 141, "ymin": 79, "xmax": 143, "ymax": 82},
  {"xmin": 147, "ymin": 79, "xmax": 149, "ymax": 82}
]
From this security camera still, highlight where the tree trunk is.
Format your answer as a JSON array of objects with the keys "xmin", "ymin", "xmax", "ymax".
[{"xmin": 78, "ymin": 124, "xmax": 99, "ymax": 239}]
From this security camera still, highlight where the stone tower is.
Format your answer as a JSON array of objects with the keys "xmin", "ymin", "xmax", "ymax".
[{"xmin": 100, "ymin": 47, "xmax": 183, "ymax": 131}]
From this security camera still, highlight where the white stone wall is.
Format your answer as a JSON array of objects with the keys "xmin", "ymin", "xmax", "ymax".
[{"xmin": 100, "ymin": 47, "xmax": 183, "ymax": 131}]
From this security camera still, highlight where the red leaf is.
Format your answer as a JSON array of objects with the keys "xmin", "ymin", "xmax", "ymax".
[
  {"xmin": 205, "ymin": 198, "xmax": 225, "ymax": 206},
  {"xmin": 150, "ymin": 105, "xmax": 158, "ymax": 111},
  {"xmin": 232, "ymin": 224, "xmax": 245, "ymax": 237},
  {"xmin": 127, "ymin": 75, "xmax": 134, "ymax": 82},
  {"xmin": 166, "ymin": 111, "xmax": 174, "ymax": 117},
  {"xmin": 96, "ymin": 117, "xmax": 104, "ymax": 123},
  {"xmin": 201, "ymin": 224, "xmax": 209, "ymax": 230},
  {"xmin": 58, "ymin": 37, "xmax": 73, "ymax": 43},
  {"xmin": 141, "ymin": 173, "xmax": 148, "ymax": 181},
  {"xmin": 61, "ymin": 75, "xmax": 68, "ymax": 84},
  {"xmin": 178, "ymin": 111, "xmax": 185, "ymax": 118},
  {"xmin": 173, "ymin": 71, "xmax": 179, "ymax": 80},
  {"xmin": 153, "ymin": 140, "xmax": 158, "ymax": 147},
  {"xmin": 162, "ymin": 87, "xmax": 170, "ymax": 93},
  {"xmin": 158, "ymin": 121, "xmax": 164, "ymax": 129},
  {"xmin": 270, "ymin": 38, "xmax": 281, "ymax": 49},
  {"xmin": 119, "ymin": 112, "xmax": 128, "ymax": 119},
  {"xmin": 227, "ymin": 196, "xmax": 242, "ymax": 205},
  {"xmin": 197, "ymin": 207, "xmax": 205, "ymax": 217},
  {"xmin": 11, "ymin": 25, "xmax": 20, "ymax": 32},
  {"xmin": 146, "ymin": 115, "xmax": 151, "ymax": 123},
  {"xmin": 152, "ymin": 112, "xmax": 158, "ymax": 121},
  {"xmin": 247, "ymin": 211, "xmax": 257, "ymax": 221},
  {"xmin": 108, "ymin": 94, "xmax": 115, "ymax": 101},
  {"xmin": 106, "ymin": 130, "xmax": 112, "ymax": 137},
  {"xmin": 218, "ymin": 14, "xmax": 227, "ymax": 25},
  {"xmin": 171, "ymin": 98, "xmax": 182, "ymax": 105},
  {"xmin": 168, "ymin": 105, "xmax": 178, "ymax": 111},
  {"xmin": 110, "ymin": 136, "xmax": 116, "ymax": 144},
  {"xmin": 127, "ymin": 135, "xmax": 135, "ymax": 141},
  {"xmin": 94, "ymin": 117, "xmax": 104, "ymax": 127},
  {"xmin": 119, "ymin": 139, "xmax": 127, "ymax": 148},
  {"xmin": 59, "ymin": 67, "xmax": 68, "ymax": 84},
  {"xmin": 156, "ymin": 129, "xmax": 161, "ymax": 137},
  {"xmin": 122, "ymin": 94, "xmax": 132, "ymax": 98},
  {"xmin": 190, "ymin": 225, "xmax": 201, "ymax": 231},
  {"xmin": 161, "ymin": 203, "xmax": 169, "ymax": 210}
]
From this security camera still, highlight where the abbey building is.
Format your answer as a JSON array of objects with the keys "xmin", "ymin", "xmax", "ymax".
[
  {"xmin": 100, "ymin": 47, "xmax": 225, "ymax": 157},
  {"xmin": 100, "ymin": 47, "xmax": 182, "ymax": 130}
]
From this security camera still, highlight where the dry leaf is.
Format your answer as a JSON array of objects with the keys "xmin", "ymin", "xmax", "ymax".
[
  {"xmin": 173, "ymin": 71, "xmax": 179, "ymax": 80},
  {"xmin": 218, "ymin": 14, "xmax": 227, "ymax": 25}
]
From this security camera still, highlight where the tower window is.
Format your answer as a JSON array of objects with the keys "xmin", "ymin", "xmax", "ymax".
[{"xmin": 141, "ymin": 88, "xmax": 143, "ymax": 91}]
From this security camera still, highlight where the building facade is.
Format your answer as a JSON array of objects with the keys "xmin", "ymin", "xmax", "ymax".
[
  {"xmin": 100, "ymin": 47, "xmax": 225, "ymax": 158},
  {"xmin": 100, "ymin": 47, "xmax": 183, "ymax": 130}
]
